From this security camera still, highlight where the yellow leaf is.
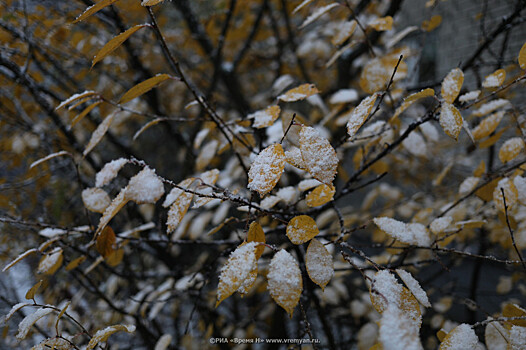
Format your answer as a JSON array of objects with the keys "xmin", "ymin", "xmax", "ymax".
[
  {"xmin": 422, "ymin": 15, "xmax": 442, "ymax": 31},
  {"xmin": 493, "ymin": 178, "xmax": 518, "ymax": 212},
  {"xmin": 278, "ymin": 83, "xmax": 319, "ymax": 102},
  {"xmin": 37, "ymin": 248, "xmax": 63, "ymax": 275},
  {"xmin": 95, "ymin": 189, "xmax": 129, "ymax": 238},
  {"xmin": 299, "ymin": 126, "xmax": 339, "ymax": 184},
  {"xmin": 55, "ymin": 301, "xmax": 71, "ymax": 327},
  {"xmin": 167, "ymin": 192, "xmax": 193, "ymax": 233},
  {"xmin": 392, "ymin": 88, "xmax": 435, "ymax": 120},
  {"xmin": 56, "ymin": 91, "xmax": 97, "ymax": 110},
  {"xmin": 3, "ymin": 248, "xmax": 38, "ymax": 272},
  {"xmin": 71, "ymin": 101, "xmax": 102, "ymax": 127},
  {"xmin": 119, "ymin": 74, "xmax": 173, "ymax": 104},
  {"xmin": 216, "ymin": 242, "xmax": 258, "ymax": 307},
  {"xmin": 482, "ymin": 68, "xmax": 506, "ymax": 88},
  {"xmin": 436, "ymin": 329, "xmax": 447, "ymax": 342},
  {"xmin": 133, "ymin": 118, "xmax": 165, "ymax": 141},
  {"xmin": 247, "ymin": 222, "xmax": 265, "ymax": 259},
  {"xmin": 305, "ymin": 239, "xmax": 334, "ymax": 290},
  {"xmin": 267, "ymin": 249, "xmax": 302, "ymax": 317},
  {"xmin": 332, "ymin": 20, "xmax": 356, "ymax": 46},
  {"xmin": 441, "ymin": 68, "xmax": 464, "ymax": 104},
  {"xmin": 96, "ymin": 226, "xmax": 116, "ymax": 258},
  {"xmin": 106, "ymin": 248, "xmax": 124, "ymax": 267},
  {"xmin": 498, "ymin": 137, "xmax": 525, "ymax": 163},
  {"xmin": 439, "ymin": 102, "xmax": 462, "ymax": 140},
  {"xmin": 74, "ymin": 0, "xmax": 120, "ymax": 23},
  {"xmin": 439, "ymin": 324, "xmax": 478, "ymax": 350},
  {"xmin": 346, "ymin": 94, "xmax": 378, "ymax": 138},
  {"xmin": 25, "ymin": 280, "xmax": 43, "ymax": 300},
  {"xmin": 519, "ymin": 42, "xmax": 526, "ymax": 69},
  {"xmin": 83, "ymin": 111, "xmax": 117, "ymax": 156},
  {"xmin": 502, "ymin": 303, "xmax": 526, "ymax": 327},
  {"xmin": 65, "ymin": 256, "xmax": 86, "ymax": 271},
  {"xmin": 478, "ymin": 128, "xmax": 507, "ymax": 149},
  {"xmin": 306, "ymin": 183, "xmax": 335, "ymax": 207},
  {"xmin": 247, "ymin": 143, "xmax": 286, "ymax": 196},
  {"xmin": 92, "ymin": 25, "xmax": 148, "ymax": 67},
  {"xmin": 472, "ymin": 111, "xmax": 504, "ymax": 140},
  {"xmin": 237, "ymin": 266, "xmax": 258, "ymax": 296},
  {"xmin": 369, "ymin": 16, "xmax": 393, "ymax": 31},
  {"xmin": 86, "ymin": 325, "xmax": 136, "ymax": 350},
  {"xmin": 251, "ymin": 105, "xmax": 280, "ymax": 128},
  {"xmin": 286, "ymin": 215, "xmax": 319, "ymax": 244}
]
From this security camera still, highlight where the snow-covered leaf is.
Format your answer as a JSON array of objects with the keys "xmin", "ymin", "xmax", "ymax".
[
  {"xmin": 278, "ymin": 84, "xmax": 319, "ymax": 102},
  {"xmin": 82, "ymin": 187, "xmax": 111, "ymax": 213},
  {"xmin": 95, "ymin": 189, "xmax": 129, "ymax": 237},
  {"xmin": 16, "ymin": 307, "xmax": 54, "ymax": 340},
  {"xmin": 472, "ymin": 111, "xmax": 504, "ymax": 140},
  {"xmin": 267, "ymin": 250, "xmax": 302, "ymax": 317},
  {"xmin": 86, "ymin": 324, "xmax": 136, "ymax": 349},
  {"xmin": 25, "ymin": 280, "xmax": 43, "ymax": 300},
  {"xmin": 439, "ymin": 324, "xmax": 478, "ymax": 350},
  {"xmin": 247, "ymin": 143, "xmax": 285, "ymax": 196},
  {"xmin": 167, "ymin": 192, "xmax": 193, "ymax": 234},
  {"xmin": 299, "ymin": 126, "xmax": 338, "ymax": 184},
  {"xmin": 299, "ymin": 3, "xmax": 339, "ymax": 29},
  {"xmin": 482, "ymin": 69, "xmax": 506, "ymax": 88},
  {"xmin": 216, "ymin": 242, "xmax": 258, "ymax": 306},
  {"xmin": 360, "ymin": 55, "xmax": 407, "ymax": 94},
  {"xmin": 346, "ymin": 94, "xmax": 377, "ymax": 138},
  {"xmin": 471, "ymin": 99, "xmax": 510, "ymax": 117},
  {"xmin": 396, "ymin": 269, "xmax": 431, "ymax": 307},
  {"xmin": 247, "ymin": 222, "xmax": 265, "ymax": 259},
  {"xmin": 95, "ymin": 158, "xmax": 128, "ymax": 187},
  {"xmin": 125, "ymin": 167, "xmax": 165, "ymax": 204},
  {"xmin": 83, "ymin": 111, "xmax": 117, "ymax": 156},
  {"xmin": 305, "ymin": 239, "xmax": 333, "ymax": 290},
  {"xmin": 493, "ymin": 177, "xmax": 518, "ymax": 212},
  {"xmin": 392, "ymin": 88, "xmax": 434, "ymax": 120},
  {"xmin": 37, "ymin": 248, "xmax": 63, "ymax": 275},
  {"xmin": 32, "ymin": 337, "xmax": 73, "ymax": 350},
  {"xmin": 498, "ymin": 137, "xmax": 524, "ymax": 163},
  {"xmin": 306, "ymin": 184, "xmax": 335, "ymax": 207},
  {"xmin": 379, "ymin": 304, "xmax": 423, "ymax": 350},
  {"xmin": 74, "ymin": 0, "xmax": 119, "ymax": 23},
  {"xmin": 250, "ymin": 105, "xmax": 280, "ymax": 128},
  {"xmin": 439, "ymin": 102, "xmax": 462, "ymax": 140},
  {"xmin": 286, "ymin": 215, "xmax": 319, "ymax": 244},
  {"xmin": 3, "ymin": 248, "xmax": 37, "ymax": 272},
  {"xmin": 332, "ymin": 20, "xmax": 356, "ymax": 46},
  {"xmin": 30, "ymin": 151, "xmax": 70, "ymax": 169},
  {"xmin": 196, "ymin": 140, "xmax": 219, "ymax": 171},
  {"xmin": 369, "ymin": 16, "xmax": 393, "ymax": 31},
  {"xmin": 441, "ymin": 68, "xmax": 464, "ymax": 104},
  {"xmin": 141, "ymin": 0, "xmax": 164, "ymax": 6}
]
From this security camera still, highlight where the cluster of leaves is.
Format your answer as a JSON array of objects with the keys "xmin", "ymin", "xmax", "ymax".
[{"xmin": 1, "ymin": 0, "xmax": 526, "ymax": 349}]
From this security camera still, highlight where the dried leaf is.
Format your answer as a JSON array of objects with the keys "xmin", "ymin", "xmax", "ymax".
[
  {"xmin": 439, "ymin": 102, "xmax": 462, "ymax": 140},
  {"xmin": 392, "ymin": 88, "xmax": 434, "ymax": 120},
  {"xmin": 441, "ymin": 68, "xmax": 464, "ymax": 104},
  {"xmin": 92, "ymin": 25, "xmax": 148, "ymax": 67},
  {"xmin": 96, "ymin": 226, "xmax": 116, "ymax": 258},
  {"xmin": 306, "ymin": 184, "xmax": 335, "ymax": 207},
  {"xmin": 305, "ymin": 239, "xmax": 334, "ymax": 290},
  {"xmin": 267, "ymin": 250, "xmax": 302, "ymax": 317},
  {"xmin": 286, "ymin": 215, "xmax": 319, "ymax": 244},
  {"xmin": 86, "ymin": 324, "xmax": 136, "ymax": 350},
  {"xmin": 65, "ymin": 256, "xmax": 86, "ymax": 271},
  {"xmin": 106, "ymin": 248, "xmax": 124, "ymax": 267},
  {"xmin": 247, "ymin": 143, "xmax": 286, "ymax": 196},
  {"xmin": 346, "ymin": 94, "xmax": 377, "ymax": 138},
  {"xmin": 119, "ymin": 74, "xmax": 173, "ymax": 104},
  {"xmin": 299, "ymin": 126, "xmax": 338, "ymax": 184},
  {"xmin": 74, "ymin": 0, "xmax": 120, "ymax": 23},
  {"xmin": 278, "ymin": 84, "xmax": 319, "ymax": 102},
  {"xmin": 216, "ymin": 242, "xmax": 258, "ymax": 306},
  {"xmin": 250, "ymin": 105, "xmax": 280, "ymax": 128},
  {"xmin": 247, "ymin": 222, "xmax": 265, "ymax": 259},
  {"xmin": 498, "ymin": 137, "xmax": 524, "ymax": 163},
  {"xmin": 25, "ymin": 280, "xmax": 43, "ymax": 300},
  {"xmin": 83, "ymin": 111, "xmax": 117, "ymax": 156},
  {"xmin": 30, "ymin": 151, "xmax": 70, "ymax": 169}
]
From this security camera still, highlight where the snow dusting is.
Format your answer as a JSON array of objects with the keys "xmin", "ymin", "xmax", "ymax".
[
  {"xmin": 299, "ymin": 126, "xmax": 338, "ymax": 184},
  {"xmin": 305, "ymin": 239, "xmax": 334, "ymax": 289},
  {"xmin": 346, "ymin": 94, "xmax": 377, "ymax": 138}
]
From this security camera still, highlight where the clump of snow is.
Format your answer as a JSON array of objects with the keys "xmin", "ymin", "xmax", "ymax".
[
  {"xmin": 374, "ymin": 217, "xmax": 432, "ymax": 246},
  {"xmin": 96, "ymin": 158, "xmax": 128, "ymax": 187},
  {"xmin": 39, "ymin": 228, "xmax": 67, "ymax": 238},
  {"xmin": 125, "ymin": 167, "xmax": 165, "ymax": 204},
  {"xmin": 379, "ymin": 304, "xmax": 423, "ymax": 350},
  {"xmin": 396, "ymin": 269, "xmax": 431, "ymax": 307},
  {"xmin": 82, "ymin": 187, "xmax": 111, "ymax": 213}
]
